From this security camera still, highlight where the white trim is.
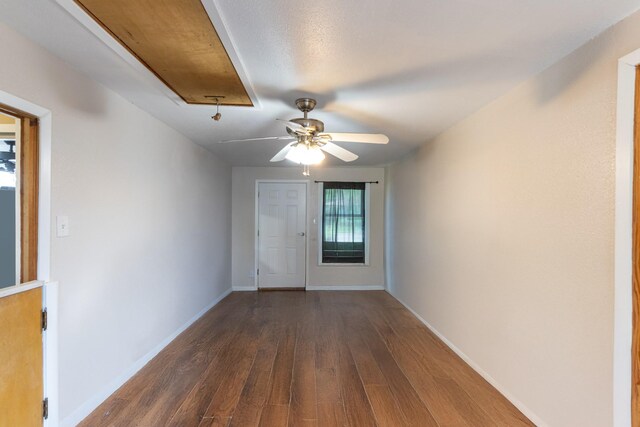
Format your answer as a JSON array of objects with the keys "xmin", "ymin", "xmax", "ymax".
[
  {"xmin": 232, "ymin": 286, "xmax": 257, "ymax": 292},
  {"xmin": 317, "ymin": 263, "xmax": 368, "ymax": 267},
  {"xmin": 0, "ymin": 91, "xmax": 52, "ymax": 291},
  {"xmin": 305, "ymin": 285, "xmax": 384, "ymax": 291},
  {"xmin": 613, "ymin": 49, "xmax": 639, "ymax": 427},
  {"xmin": 0, "ymin": 90, "xmax": 54, "ymax": 424},
  {"xmin": 0, "ymin": 91, "xmax": 51, "ymax": 124},
  {"xmin": 44, "ymin": 282, "xmax": 59, "ymax": 427},
  {"xmin": 38, "ymin": 112, "xmax": 52, "ymax": 283},
  {"xmin": 365, "ymin": 182, "xmax": 371, "ymax": 265},
  {"xmin": 60, "ymin": 287, "xmax": 232, "ymax": 427},
  {"xmin": 255, "ymin": 180, "xmax": 310, "ymax": 290},
  {"xmin": 620, "ymin": 48, "xmax": 640, "ymax": 66},
  {"xmin": 0, "ymin": 91, "xmax": 52, "ymax": 284},
  {"xmin": 387, "ymin": 289, "xmax": 548, "ymax": 427},
  {"xmin": 317, "ymin": 182, "xmax": 323, "ymax": 266},
  {"xmin": 254, "ymin": 182, "xmax": 258, "ymax": 289},
  {"xmin": 0, "ymin": 280, "xmax": 42, "ymax": 299},
  {"xmin": 317, "ymin": 182, "xmax": 322, "ymax": 266},
  {"xmin": 200, "ymin": 0, "xmax": 261, "ymax": 109}
]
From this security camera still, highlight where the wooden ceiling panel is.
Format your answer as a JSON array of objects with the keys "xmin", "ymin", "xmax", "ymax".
[{"xmin": 74, "ymin": 0, "xmax": 252, "ymax": 106}]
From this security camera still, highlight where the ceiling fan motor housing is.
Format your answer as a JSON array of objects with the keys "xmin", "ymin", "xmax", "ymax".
[
  {"xmin": 287, "ymin": 97, "xmax": 325, "ymax": 137},
  {"xmin": 295, "ymin": 97, "xmax": 316, "ymax": 113},
  {"xmin": 287, "ymin": 118, "xmax": 324, "ymax": 137}
]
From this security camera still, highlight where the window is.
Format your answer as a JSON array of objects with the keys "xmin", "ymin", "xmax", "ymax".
[{"xmin": 321, "ymin": 182, "xmax": 367, "ymax": 264}]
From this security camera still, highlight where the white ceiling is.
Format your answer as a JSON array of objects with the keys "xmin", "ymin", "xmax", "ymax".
[{"xmin": 1, "ymin": 0, "xmax": 639, "ymax": 166}]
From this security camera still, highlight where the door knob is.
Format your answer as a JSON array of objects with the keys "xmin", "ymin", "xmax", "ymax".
[{"xmin": 298, "ymin": 232, "xmax": 305, "ymax": 236}]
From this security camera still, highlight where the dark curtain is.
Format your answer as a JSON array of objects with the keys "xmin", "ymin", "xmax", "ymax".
[{"xmin": 322, "ymin": 182, "xmax": 365, "ymax": 263}]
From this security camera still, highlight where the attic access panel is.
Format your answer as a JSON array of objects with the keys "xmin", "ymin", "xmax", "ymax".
[{"xmin": 74, "ymin": 0, "xmax": 253, "ymax": 106}]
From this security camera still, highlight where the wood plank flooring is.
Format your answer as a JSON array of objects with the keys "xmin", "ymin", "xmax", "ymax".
[{"xmin": 80, "ymin": 291, "xmax": 534, "ymax": 427}]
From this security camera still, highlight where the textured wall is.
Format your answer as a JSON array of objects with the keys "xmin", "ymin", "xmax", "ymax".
[
  {"xmin": 385, "ymin": 10, "xmax": 640, "ymax": 427},
  {"xmin": 0, "ymin": 23, "xmax": 232, "ymax": 422}
]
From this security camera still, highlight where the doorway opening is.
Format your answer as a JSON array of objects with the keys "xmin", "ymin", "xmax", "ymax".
[
  {"xmin": 0, "ymin": 111, "xmax": 20, "ymax": 288},
  {"xmin": 0, "ymin": 102, "xmax": 44, "ymax": 426},
  {"xmin": 0, "ymin": 104, "xmax": 39, "ymax": 288}
]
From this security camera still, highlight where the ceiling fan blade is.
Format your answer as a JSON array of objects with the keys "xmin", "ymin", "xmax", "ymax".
[
  {"xmin": 218, "ymin": 136, "xmax": 293, "ymax": 144},
  {"xmin": 270, "ymin": 142, "xmax": 295, "ymax": 162},
  {"xmin": 276, "ymin": 119, "xmax": 309, "ymax": 134},
  {"xmin": 319, "ymin": 132, "xmax": 389, "ymax": 144},
  {"xmin": 319, "ymin": 142, "xmax": 359, "ymax": 162}
]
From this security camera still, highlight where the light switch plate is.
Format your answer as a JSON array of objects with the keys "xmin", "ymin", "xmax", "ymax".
[{"xmin": 56, "ymin": 215, "xmax": 70, "ymax": 237}]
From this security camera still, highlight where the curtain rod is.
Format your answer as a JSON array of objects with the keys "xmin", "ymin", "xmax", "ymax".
[{"xmin": 314, "ymin": 180, "xmax": 379, "ymax": 184}]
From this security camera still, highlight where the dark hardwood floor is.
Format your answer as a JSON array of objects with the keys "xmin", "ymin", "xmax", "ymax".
[{"xmin": 80, "ymin": 291, "xmax": 533, "ymax": 426}]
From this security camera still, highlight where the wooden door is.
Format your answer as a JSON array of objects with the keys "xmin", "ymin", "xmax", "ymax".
[
  {"xmin": 258, "ymin": 182, "xmax": 306, "ymax": 288},
  {"xmin": 0, "ymin": 287, "xmax": 44, "ymax": 426}
]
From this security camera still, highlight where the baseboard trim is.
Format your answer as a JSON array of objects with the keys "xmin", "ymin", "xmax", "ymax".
[
  {"xmin": 60, "ymin": 287, "xmax": 233, "ymax": 427},
  {"xmin": 305, "ymin": 285, "xmax": 385, "ymax": 291},
  {"xmin": 232, "ymin": 286, "xmax": 257, "ymax": 291},
  {"xmin": 386, "ymin": 289, "xmax": 548, "ymax": 427}
]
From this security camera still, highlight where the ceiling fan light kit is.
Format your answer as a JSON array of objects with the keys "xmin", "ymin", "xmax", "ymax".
[
  {"xmin": 218, "ymin": 97, "xmax": 389, "ymax": 174},
  {"xmin": 285, "ymin": 142, "xmax": 325, "ymax": 165}
]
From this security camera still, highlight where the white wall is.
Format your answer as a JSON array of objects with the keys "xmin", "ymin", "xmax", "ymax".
[
  {"xmin": 386, "ymin": 10, "xmax": 640, "ymax": 427},
  {"xmin": 232, "ymin": 166, "xmax": 385, "ymax": 289},
  {"xmin": 0, "ymin": 23, "xmax": 232, "ymax": 423}
]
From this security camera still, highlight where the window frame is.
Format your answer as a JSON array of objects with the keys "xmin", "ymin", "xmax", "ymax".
[{"xmin": 317, "ymin": 182, "xmax": 370, "ymax": 266}]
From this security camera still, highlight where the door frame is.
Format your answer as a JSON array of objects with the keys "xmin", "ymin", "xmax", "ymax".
[
  {"xmin": 614, "ymin": 49, "xmax": 640, "ymax": 427},
  {"xmin": 0, "ymin": 90, "xmax": 55, "ymax": 425},
  {"xmin": 254, "ymin": 179, "xmax": 310, "ymax": 290}
]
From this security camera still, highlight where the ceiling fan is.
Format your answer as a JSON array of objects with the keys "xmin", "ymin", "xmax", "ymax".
[{"xmin": 218, "ymin": 98, "xmax": 389, "ymax": 165}]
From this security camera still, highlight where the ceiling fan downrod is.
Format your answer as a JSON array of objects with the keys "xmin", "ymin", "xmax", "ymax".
[
  {"xmin": 286, "ymin": 98, "xmax": 324, "ymax": 137},
  {"xmin": 295, "ymin": 97, "xmax": 316, "ymax": 119}
]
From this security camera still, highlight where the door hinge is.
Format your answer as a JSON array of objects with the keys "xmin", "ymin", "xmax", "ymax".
[
  {"xmin": 43, "ymin": 397, "xmax": 48, "ymax": 419},
  {"xmin": 41, "ymin": 309, "xmax": 47, "ymax": 331},
  {"xmin": 257, "ymin": 268, "xmax": 259, "ymax": 276},
  {"xmin": 257, "ymin": 229, "xmax": 260, "ymax": 237}
]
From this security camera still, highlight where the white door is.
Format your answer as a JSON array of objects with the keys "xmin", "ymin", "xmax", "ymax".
[{"xmin": 258, "ymin": 182, "xmax": 306, "ymax": 288}]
